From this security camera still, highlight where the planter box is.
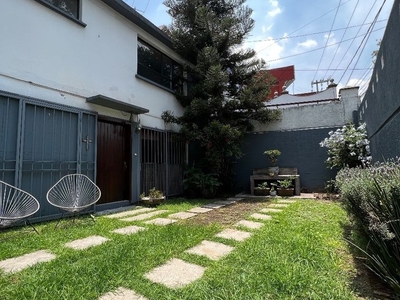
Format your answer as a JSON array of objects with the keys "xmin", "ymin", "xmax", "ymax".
[
  {"xmin": 254, "ymin": 188, "xmax": 270, "ymax": 196},
  {"xmin": 141, "ymin": 196, "xmax": 165, "ymax": 206},
  {"xmin": 277, "ymin": 188, "xmax": 294, "ymax": 197}
]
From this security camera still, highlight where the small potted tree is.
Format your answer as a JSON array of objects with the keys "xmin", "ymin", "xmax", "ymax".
[
  {"xmin": 140, "ymin": 187, "xmax": 165, "ymax": 206},
  {"xmin": 263, "ymin": 149, "xmax": 281, "ymax": 176},
  {"xmin": 254, "ymin": 182, "xmax": 270, "ymax": 196}
]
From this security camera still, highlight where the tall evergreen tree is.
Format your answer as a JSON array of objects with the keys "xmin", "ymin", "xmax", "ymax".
[{"xmin": 162, "ymin": 0, "xmax": 280, "ymax": 190}]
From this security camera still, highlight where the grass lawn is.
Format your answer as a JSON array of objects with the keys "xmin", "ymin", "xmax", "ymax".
[{"xmin": 0, "ymin": 198, "xmax": 369, "ymax": 299}]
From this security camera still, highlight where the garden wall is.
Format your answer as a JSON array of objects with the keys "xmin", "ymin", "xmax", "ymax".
[{"xmin": 359, "ymin": 0, "xmax": 400, "ymax": 162}]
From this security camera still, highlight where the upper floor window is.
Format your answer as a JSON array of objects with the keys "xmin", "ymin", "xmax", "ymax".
[
  {"xmin": 42, "ymin": 0, "xmax": 79, "ymax": 18},
  {"xmin": 137, "ymin": 39, "xmax": 183, "ymax": 93}
]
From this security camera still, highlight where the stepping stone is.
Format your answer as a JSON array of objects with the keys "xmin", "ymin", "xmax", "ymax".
[
  {"xmin": 168, "ymin": 212, "xmax": 197, "ymax": 220},
  {"xmin": 145, "ymin": 258, "xmax": 206, "ymax": 288},
  {"xmin": 121, "ymin": 210, "xmax": 169, "ymax": 222},
  {"xmin": 0, "ymin": 250, "xmax": 56, "ymax": 274},
  {"xmin": 187, "ymin": 207, "xmax": 213, "ymax": 214},
  {"xmin": 215, "ymin": 228, "xmax": 252, "ymax": 242},
  {"xmin": 105, "ymin": 208, "xmax": 155, "ymax": 219},
  {"xmin": 99, "ymin": 287, "xmax": 148, "ymax": 300},
  {"xmin": 202, "ymin": 203, "xmax": 226, "ymax": 209},
  {"xmin": 250, "ymin": 213, "xmax": 272, "ymax": 221},
  {"xmin": 269, "ymin": 204, "xmax": 289, "ymax": 208},
  {"xmin": 65, "ymin": 235, "xmax": 109, "ymax": 250},
  {"xmin": 277, "ymin": 199, "xmax": 296, "ymax": 204},
  {"xmin": 185, "ymin": 240, "xmax": 234, "ymax": 261},
  {"xmin": 111, "ymin": 225, "xmax": 147, "ymax": 235},
  {"xmin": 228, "ymin": 197, "xmax": 243, "ymax": 201},
  {"xmin": 213, "ymin": 200, "xmax": 236, "ymax": 205},
  {"xmin": 260, "ymin": 208, "xmax": 283, "ymax": 213},
  {"xmin": 234, "ymin": 220, "xmax": 264, "ymax": 229},
  {"xmin": 144, "ymin": 218, "xmax": 177, "ymax": 226}
]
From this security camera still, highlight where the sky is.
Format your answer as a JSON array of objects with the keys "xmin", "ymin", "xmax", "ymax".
[{"xmin": 124, "ymin": 0, "xmax": 394, "ymax": 96}]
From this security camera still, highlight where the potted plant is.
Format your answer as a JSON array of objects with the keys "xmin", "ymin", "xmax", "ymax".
[
  {"xmin": 277, "ymin": 177, "xmax": 294, "ymax": 197},
  {"xmin": 254, "ymin": 182, "xmax": 270, "ymax": 196},
  {"xmin": 195, "ymin": 172, "xmax": 221, "ymax": 199},
  {"xmin": 140, "ymin": 187, "xmax": 165, "ymax": 206},
  {"xmin": 269, "ymin": 184, "xmax": 277, "ymax": 196},
  {"xmin": 263, "ymin": 149, "xmax": 281, "ymax": 176}
]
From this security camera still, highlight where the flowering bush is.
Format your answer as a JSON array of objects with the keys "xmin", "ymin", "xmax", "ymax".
[{"xmin": 320, "ymin": 123, "xmax": 372, "ymax": 169}]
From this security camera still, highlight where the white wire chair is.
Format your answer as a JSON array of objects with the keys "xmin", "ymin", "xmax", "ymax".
[
  {"xmin": 46, "ymin": 174, "xmax": 101, "ymax": 225},
  {"xmin": 0, "ymin": 180, "xmax": 40, "ymax": 233}
]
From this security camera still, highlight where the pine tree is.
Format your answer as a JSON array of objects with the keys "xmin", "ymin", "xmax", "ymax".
[{"xmin": 162, "ymin": 0, "xmax": 280, "ymax": 191}]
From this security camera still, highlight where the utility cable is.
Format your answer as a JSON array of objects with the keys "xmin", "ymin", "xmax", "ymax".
[{"xmin": 312, "ymin": 0, "xmax": 342, "ymax": 82}]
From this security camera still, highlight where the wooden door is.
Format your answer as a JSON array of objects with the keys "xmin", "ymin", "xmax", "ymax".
[{"xmin": 97, "ymin": 119, "xmax": 131, "ymax": 204}]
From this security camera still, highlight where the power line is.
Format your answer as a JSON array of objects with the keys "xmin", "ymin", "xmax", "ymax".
[
  {"xmin": 312, "ymin": 0, "xmax": 342, "ymax": 82},
  {"xmin": 265, "ymin": 27, "xmax": 385, "ymax": 63},
  {"xmin": 256, "ymin": 0, "xmax": 353, "ymax": 55},
  {"xmin": 245, "ymin": 20, "xmax": 387, "ymax": 43}
]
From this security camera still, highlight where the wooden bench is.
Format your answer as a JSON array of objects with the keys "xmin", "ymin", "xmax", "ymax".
[{"xmin": 250, "ymin": 168, "xmax": 300, "ymax": 195}]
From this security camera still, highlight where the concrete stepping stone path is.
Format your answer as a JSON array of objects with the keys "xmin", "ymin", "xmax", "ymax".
[
  {"xmin": 215, "ymin": 228, "xmax": 252, "ymax": 242},
  {"xmin": 202, "ymin": 203, "xmax": 226, "ymax": 209},
  {"xmin": 99, "ymin": 287, "xmax": 148, "ymax": 300},
  {"xmin": 234, "ymin": 220, "xmax": 264, "ymax": 229},
  {"xmin": 111, "ymin": 225, "xmax": 147, "ymax": 235},
  {"xmin": 0, "ymin": 250, "xmax": 56, "ymax": 274},
  {"xmin": 187, "ymin": 207, "xmax": 213, "ymax": 214},
  {"xmin": 260, "ymin": 208, "xmax": 283, "ymax": 213},
  {"xmin": 185, "ymin": 240, "xmax": 234, "ymax": 261},
  {"xmin": 144, "ymin": 218, "xmax": 177, "ymax": 226},
  {"xmin": 250, "ymin": 213, "xmax": 272, "ymax": 221},
  {"xmin": 168, "ymin": 212, "xmax": 197, "ymax": 220},
  {"xmin": 64, "ymin": 235, "xmax": 109, "ymax": 250},
  {"xmin": 120, "ymin": 210, "xmax": 169, "ymax": 222},
  {"xmin": 269, "ymin": 203, "xmax": 289, "ymax": 208},
  {"xmin": 145, "ymin": 258, "xmax": 206, "ymax": 288},
  {"xmin": 277, "ymin": 199, "xmax": 296, "ymax": 204},
  {"xmin": 105, "ymin": 208, "xmax": 155, "ymax": 219}
]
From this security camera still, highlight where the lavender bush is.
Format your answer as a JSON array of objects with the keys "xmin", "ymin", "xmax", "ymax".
[
  {"xmin": 336, "ymin": 159, "xmax": 400, "ymax": 295},
  {"xmin": 320, "ymin": 123, "xmax": 372, "ymax": 169}
]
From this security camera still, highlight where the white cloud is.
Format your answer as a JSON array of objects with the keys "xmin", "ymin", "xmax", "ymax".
[
  {"xmin": 324, "ymin": 32, "xmax": 337, "ymax": 47},
  {"xmin": 245, "ymin": 37, "xmax": 285, "ymax": 67},
  {"xmin": 262, "ymin": 24, "xmax": 274, "ymax": 33},
  {"xmin": 267, "ymin": 0, "xmax": 282, "ymax": 17},
  {"xmin": 297, "ymin": 39, "xmax": 318, "ymax": 49}
]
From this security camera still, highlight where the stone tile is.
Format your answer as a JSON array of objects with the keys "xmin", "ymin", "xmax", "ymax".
[
  {"xmin": 168, "ymin": 212, "xmax": 197, "ymax": 220},
  {"xmin": 64, "ymin": 235, "xmax": 109, "ymax": 250},
  {"xmin": 277, "ymin": 199, "xmax": 297, "ymax": 204},
  {"xmin": 111, "ymin": 225, "xmax": 147, "ymax": 235},
  {"xmin": 144, "ymin": 218, "xmax": 177, "ymax": 226},
  {"xmin": 185, "ymin": 240, "xmax": 234, "ymax": 261},
  {"xmin": 187, "ymin": 207, "xmax": 213, "ymax": 214},
  {"xmin": 228, "ymin": 197, "xmax": 243, "ymax": 201},
  {"xmin": 213, "ymin": 200, "xmax": 236, "ymax": 205},
  {"xmin": 0, "ymin": 250, "xmax": 56, "ymax": 274},
  {"xmin": 234, "ymin": 220, "xmax": 264, "ymax": 229},
  {"xmin": 99, "ymin": 287, "xmax": 148, "ymax": 300},
  {"xmin": 215, "ymin": 228, "xmax": 252, "ymax": 242},
  {"xmin": 145, "ymin": 258, "xmax": 206, "ymax": 288},
  {"xmin": 269, "ymin": 203, "xmax": 289, "ymax": 208},
  {"xmin": 202, "ymin": 203, "xmax": 226, "ymax": 209},
  {"xmin": 120, "ymin": 210, "xmax": 169, "ymax": 222},
  {"xmin": 105, "ymin": 208, "xmax": 155, "ymax": 219},
  {"xmin": 250, "ymin": 213, "xmax": 272, "ymax": 221},
  {"xmin": 260, "ymin": 208, "xmax": 283, "ymax": 213}
]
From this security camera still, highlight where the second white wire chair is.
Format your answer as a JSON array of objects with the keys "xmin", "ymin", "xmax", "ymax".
[{"xmin": 46, "ymin": 174, "xmax": 101, "ymax": 226}]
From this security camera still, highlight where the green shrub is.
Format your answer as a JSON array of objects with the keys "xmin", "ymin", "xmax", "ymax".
[{"xmin": 336, "ymin": 159, "xmax": 400, "ymax": 295}]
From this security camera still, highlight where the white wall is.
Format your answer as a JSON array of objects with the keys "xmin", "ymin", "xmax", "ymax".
[
  {"xmin": 253, "ymin": 86, "xmax": 360, "ymax": 132},
  {"xmin": 0, "ymin": 0, "xmax": 184, "ymax": 129}
]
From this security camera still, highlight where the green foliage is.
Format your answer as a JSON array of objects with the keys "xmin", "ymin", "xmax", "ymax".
[
  {"xmin": 140, "ymin": 187, "xmax": 164, "ymax": 199},
  {"xmin": 255, "ymin": 182, "xmax": 269, "ymax": 190},
  {"xmin": 183, "ymin": 166, "xmax": 221, "ymax": 195},
  {"xmin": 278, "ymin": 177, "xmax": 293, "ymax": 189},
  {"xmin": 263, "ymin": 149, "xmax": 281, "ymax": 166},
  {"xmin": 336, "ymin": 159, "xmax": 400, "ymax": 294},
  {"xmin": 320, "ymin": 123, "xmax": 372, "ymax": 169},
  {"xmin": 162, "ymin": 0, "xmax": 280, "ymax": 189}
]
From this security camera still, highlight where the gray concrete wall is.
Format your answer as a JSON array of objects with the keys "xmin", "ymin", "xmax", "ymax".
[{"xmin": 360, "ymin": 0, "xmax": 400, "ymax": 162}]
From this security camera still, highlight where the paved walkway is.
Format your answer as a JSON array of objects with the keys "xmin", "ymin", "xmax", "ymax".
[{"xmin": 0, "ymin": 194, "xmax": 299, "ymax": 299}]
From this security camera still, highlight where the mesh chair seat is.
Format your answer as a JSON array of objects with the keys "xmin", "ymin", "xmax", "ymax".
[
  {"xmin": 46, "ymin": 174, "xmax": 101, "ymax": 214},
  {"xmin": 0, "ymin": 180, "xmax": 40, "ymax": 228}
]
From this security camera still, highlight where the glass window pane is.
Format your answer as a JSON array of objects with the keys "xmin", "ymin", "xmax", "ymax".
[{"xmin": 44, "ymin": 0, "xmax": 79, "ymax": 18}]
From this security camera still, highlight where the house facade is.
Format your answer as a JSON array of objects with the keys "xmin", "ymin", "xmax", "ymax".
[{"xmin": 0, "ymin": 0, "xmax": 186, "ymax": 221}]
